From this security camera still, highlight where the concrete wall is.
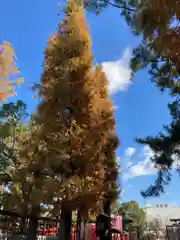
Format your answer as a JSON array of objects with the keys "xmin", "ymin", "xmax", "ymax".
[{"xmin": 145, "ymin": 204, "xmax": 180, "ymax": 227}]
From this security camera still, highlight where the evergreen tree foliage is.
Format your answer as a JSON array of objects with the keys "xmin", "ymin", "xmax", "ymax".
[
  {"xmin": 137, "ymin": 97, "xmax": 180, "ymax": 197},
  {"xmin": 0, "ymin": 100, "xmax": 28, "ymax": 182},
  {"xmin": 84, "ymin": 1, "xmax": 179, "ymax": 91},
  {"xmin": 118, "ymin": 201, "xmax": 146, "ymax": 232},
  {"xmin": 129, "ymin": 0, "xmax": 180, "ymax": 196},
  {"xmin": 85, "ymin": 0, "xmax": 180, "ymax": 196},
  {"xmin": 130, "ymin": 0, "xmax": 180, "ymax": 197},
  {"xmin": 0, "ymin": 100, "xmax": 28, "ymax": 211}
]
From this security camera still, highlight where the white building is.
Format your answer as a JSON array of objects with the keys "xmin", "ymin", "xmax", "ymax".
[{"xmin": 144, "ymin": 204, "xmax": 180, "ymax": 228}]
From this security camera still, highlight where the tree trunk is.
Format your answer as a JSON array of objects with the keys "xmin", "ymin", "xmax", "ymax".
[
  {"xmin": 27, "ymin": 205, "xmax": 40, "ymax": 240},
  {"xmin": 104, "ymin": 199, "xmax": 111, "ymax": 216},
  {"xmin": 76, "ymin": 210, "xmax": 81, "ymax": 240},
  {"xmin": 80, "ymin": 209, "xmax": 88, "ymax": 240},
  {"xmin": 80, "ymin": 220, "xmax": 87, "ymax": 240},
  {"xmin": 104, "ymin": 199, "xmax": 111, "ymax": 240},
  {"xmin": 58, "ymin": 205, "xmax": 72, "ymax": 240},
  {"xmin": 83, "ymin": 220, "xmax": 87, "ymax": 240},
  {"xmin": 28, "ymin": 216, "xmax": 38, "ymax": 240},
  {"xmin": 20, "ymin": 216, "xmax": 27, "ymax": 234}
]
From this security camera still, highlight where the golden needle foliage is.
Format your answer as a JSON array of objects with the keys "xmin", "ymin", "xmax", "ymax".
[{"xmin": 8, "ymin": 0, "xmax": 118, "ymax": 219}]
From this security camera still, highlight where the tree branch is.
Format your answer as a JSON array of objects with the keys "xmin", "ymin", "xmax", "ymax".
[
  {"xmin": 0, "ymin": 168, "xmax": 12, "ymax": 182},
  {"xmin": 98, "ymin": 0, "xmax": 135, "ymax": 12}
]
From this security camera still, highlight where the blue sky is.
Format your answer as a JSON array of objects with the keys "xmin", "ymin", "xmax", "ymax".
[{"xmin": 1, "ymin": 0, "xmax": 178, "ymax": 207}]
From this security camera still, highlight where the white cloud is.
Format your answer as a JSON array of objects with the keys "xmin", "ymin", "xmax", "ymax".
[
  {"xmin": 124, "ymin": 147, "xmax": 136, "ymax": 158},
  {"xmin": 116, "ymin": 156, "xmax": 121, "ymax": 164},
  {"xmin": 122, "ymin": 146, "xmax": 180, "ymax": 181},
  {"xmin": 116, "ymin": 157, "xmax": 121, "ymax": 171},
  {"xmin": 121, "ymin": 189, "xmax": 125, "ymax": 196},
  {"xmin": 102, "ymin": 48, "xmax": 132, "ymax": 95},
  {"xmin": 123, "ymin": 146, "xmax": 157, "ymax": 180},
  {"xmin": 112, "ymin": 105, "xmax": 119, "ymax": 111},
  {"xmin": 126, "ymin": 161, "xmax": 133, "ymax": 168},
  {"xmin": 172, "ymin": 153, "xmax": 180, "ymax": 169}
]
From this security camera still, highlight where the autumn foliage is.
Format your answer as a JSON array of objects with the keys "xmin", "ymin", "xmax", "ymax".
[
  {"xmin": 7, "ymin": 2, "xmax": 118, "ymax": 237},
  {"xmin": 35, "ymin": 0, "xmax": 118, "ymax": 213},
  {"xmin": 0, "ymin": 42, "xmax": 23, "ymax": 102}
]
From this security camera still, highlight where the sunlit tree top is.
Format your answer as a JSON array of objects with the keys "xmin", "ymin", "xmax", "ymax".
[{"xmin": 0, "ymin": 41, "xmax": 23, "ymax": 102}]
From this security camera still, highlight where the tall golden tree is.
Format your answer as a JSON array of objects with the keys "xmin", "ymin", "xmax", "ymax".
[
  {"xmin": 9, "ymin": 2, "xmax": 119, "ymax": 240},
  {"xmin": 91, "ymin": 66, "xmax": 119, "ymax": 237},
  {"xmin": 36, "ymin": 0, "xmax": 118, "ymax": 238}
]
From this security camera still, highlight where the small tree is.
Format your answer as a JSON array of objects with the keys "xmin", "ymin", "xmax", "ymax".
[
  {"xmin": 0, "ymin": 100, "xmax": 28, "ymax": 195},
  {"xmin": 8, "ymin": 121, "xmax": 58, "ymax": 238},
  {"xmin": 0, "ymin": 42, "xmax": 23, "ymax": 102},
  {"xmin": 0, "ymin": 101, "xmax": 29, "ymax": 231},
  {"xmin": 119, "ymin": 201, "xmax": 146, "ymax": 233}
]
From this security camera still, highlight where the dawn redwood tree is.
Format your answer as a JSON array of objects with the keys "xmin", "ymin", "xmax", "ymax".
[
  {"xmin": 103, "ymin": 135, "xmax": 119, "ymax": 216},
  {"xmin": 92, "ymin": 66, "xmax": 119, "ymax": 216},
  {"xmin": 35, "ymin": 0, "xmax": 119, "ymax": 238},
  {"xmin": 75, "ymin": 66, "xmax": 119, "ymax": 239},
  {"xmin": 9, "ymin": 1, "xmax": 119, "ymax": 239}
]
